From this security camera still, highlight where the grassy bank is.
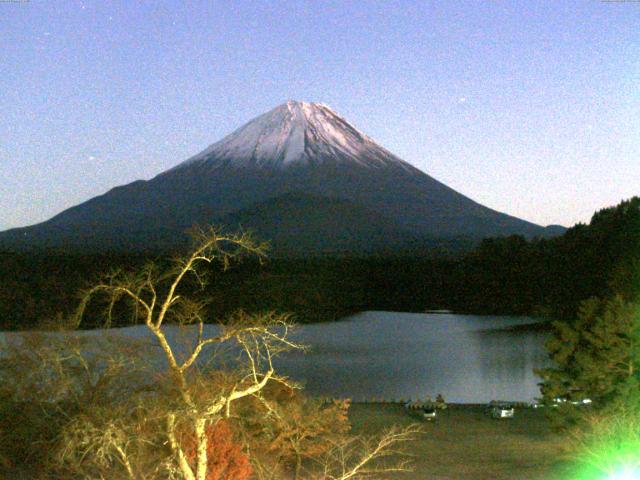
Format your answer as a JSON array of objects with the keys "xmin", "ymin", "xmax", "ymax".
[{"xmin": 348, "ymin": 403, "xmax": 575, "ymax": 480}]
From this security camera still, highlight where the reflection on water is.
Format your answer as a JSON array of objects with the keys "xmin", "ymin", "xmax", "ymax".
[
  {"xmin": 275, "ymin": 311, "xmax": 549, "ymax": 403},
  {"xmin": 0, "ymin": 311, "xmax": 550, "ymax": 404}
]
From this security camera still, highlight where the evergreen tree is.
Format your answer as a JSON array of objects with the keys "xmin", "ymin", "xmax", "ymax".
[{"xmin": 538, "ymin": 296, "xmax": 640, "ymax": 426}]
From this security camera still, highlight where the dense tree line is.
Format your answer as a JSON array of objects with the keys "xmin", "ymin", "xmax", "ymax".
[
  {"xmin": 533, "ymin": 200, "xmax": 640, "ymax": 476},
  {"xmin": 450, "ymin": 197, "xmax": 639, "ymax": 318},
  {"xmin": 0, "ymin": 197, "xmax": 637, "ymax": 330}
]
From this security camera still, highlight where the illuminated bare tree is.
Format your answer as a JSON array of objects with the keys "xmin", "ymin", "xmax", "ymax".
[
  {"xmin": 312, "ymin": 424, "xmax": 421, "ymax": 480},
  {"xmin": 18, "ymin": 226, "xmax": 422, "ymax": 480},
  {"xmin": 74, "ymin": 227, "xmax": 305, "ymax": 480}
]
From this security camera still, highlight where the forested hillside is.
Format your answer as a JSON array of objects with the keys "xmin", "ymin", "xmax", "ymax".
[{"xmin": 0, "ymin": 197, "xmax": 637, "ymax": 329}]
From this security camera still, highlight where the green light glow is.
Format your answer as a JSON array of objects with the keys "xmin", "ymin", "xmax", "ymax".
[
  {"xmin": 572, "ymin": 461, "xmax": 640, "ymax": 480},
  {"xmin": 607, "ymin": 467, "xmax": 640, "ymax": 480},
  {"xmin": 568, "ymin": 403, "xmax": 640, "ymax": 480}
]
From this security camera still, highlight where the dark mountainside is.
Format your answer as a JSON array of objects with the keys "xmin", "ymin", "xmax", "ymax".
[
  {"xmin": 1, "ymin": 197, "xmax": 637, "ymax": 330},
  {"xmin": 0, "ymin": 101, "xmax": 558, "ymax": 254}
]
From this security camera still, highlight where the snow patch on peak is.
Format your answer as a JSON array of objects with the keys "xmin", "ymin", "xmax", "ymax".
[{"xmin": 173, "ymin": 101, "xmax": 415, "ymax": 171}]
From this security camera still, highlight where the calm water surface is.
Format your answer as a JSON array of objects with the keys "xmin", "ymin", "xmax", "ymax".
[
  {"xmin": 1, "ymin": 311, "xmax": 549, "ymax": 404},
  {"xmin": 276, "ymin": 311, "xmax": 549, "ymax": 403}
]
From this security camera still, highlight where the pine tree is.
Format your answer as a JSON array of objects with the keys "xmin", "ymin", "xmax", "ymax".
[{"xmin": 538, "ymin": 295, "xmax": 640, "ymax": 426}]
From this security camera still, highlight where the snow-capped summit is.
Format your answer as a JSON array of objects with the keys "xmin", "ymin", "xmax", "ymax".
[
  {"xmin": 0, "ymin": 101, "xmax": 559, "ymax": 254},
  {"xmin": 175, "ymin": 101, "xmax": 413, "ymax": 171}
]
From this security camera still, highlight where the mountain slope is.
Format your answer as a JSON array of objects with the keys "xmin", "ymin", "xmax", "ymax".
[
  {"xmin": 0, "ymin": 101, "xmax": 561, "ymax": 254},
  {"xmin": 218, "ymin": 192, "xmax": 428, "ymax": 256}
]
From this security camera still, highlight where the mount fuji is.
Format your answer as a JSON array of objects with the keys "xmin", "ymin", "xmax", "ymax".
[{"xmin": 0, "ymin": 101, "xmax": 562, "ymax": 254}]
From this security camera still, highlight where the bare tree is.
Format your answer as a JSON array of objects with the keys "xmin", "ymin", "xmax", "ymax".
[
  {"xmin": 0, "ymin": 331, "xmax": 155, "ymax": 479},
  {"xmin": 2, "ymin": 227, "xmax": 421, "ymax": 479},
  {"xmin": 73, "ymin": 227, "xmax": 307, "ymax": 480},
  {"xmin": 313, "ymin": 425, "xmax": 422, "ymax": 480}
]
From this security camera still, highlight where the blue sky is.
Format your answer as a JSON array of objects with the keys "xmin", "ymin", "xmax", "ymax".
[{"xmin": 1, "ymin": 0, "xmax": 638, "ymax": 230}]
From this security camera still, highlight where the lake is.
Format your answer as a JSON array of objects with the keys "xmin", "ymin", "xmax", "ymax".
[
  {"xmin": 1, "ymin": 311, "xmax": 550, "ymax": 404},
  {"xmin": 277, "ymin": 311, "xmax": 549, "ymax": 404}
]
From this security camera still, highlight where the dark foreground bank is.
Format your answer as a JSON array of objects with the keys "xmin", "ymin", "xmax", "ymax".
[{"xmin": 348, "ymin": 403, "xmax": 576, "ymax": 480}]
